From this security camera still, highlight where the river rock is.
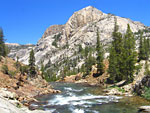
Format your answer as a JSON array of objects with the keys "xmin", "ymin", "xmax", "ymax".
[
  {"xmin": 75, "ymin": 79, "xmax": 88, "ymax": 84},
  {"xmin": 0, "ymin": 88, "xmax": 18, "ymax": 99},
  {"xmin": 115, "ymin": 80, "xmax": 126, "ymax": 87},
  {"xmin": 138, "ymin": 106, "xmax": 150, "ymax": 112},
  {"xmin": 0, "ymin": 97, "xmax": 24, "ymax": 113},
  {"xmin": 0, "ymin": 96, "xmax": 51, "ymax": 113},
  {"xmin": 75, "ymin": 75, "xmax": 82, "ymax": 81},
  {"xmin": 106, "ymin": 88, "xmax": 123, "ymax": 95},
  {"xmin": 18, "ymin": 96, "xmax": 25, "ymax": 101}
]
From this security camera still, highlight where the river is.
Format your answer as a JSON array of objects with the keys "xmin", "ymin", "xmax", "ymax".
[{"xmin": 30, "ymin": 82, "xmax": 150, "ymax": 113}]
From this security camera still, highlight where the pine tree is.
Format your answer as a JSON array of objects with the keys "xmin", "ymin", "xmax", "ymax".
[
  {"xmin": 138, "ymin": 31, "xmax": 145, "ymax": 61},
  {"xmin": 123, "ymin": 24, "xmax": 137, "ymax": 82},
  {"xmin": 108, "ymin": 46, "xmax": 118, "ymax": 82},
  {"xmin": 112, "ymin": 18, "xmax": 123, "ymax": 55},
  {"xmin": 78, "ymin": 44, "xmax": 83, "ymax": 53},
  {"xmin": 108, "ymin": 18, "xmax": 124, "ymax": 82},
  {"xmin": 144, "ymin": 61, "xmax": 150, "ymax": 76},
  {"xmin": 0, "ymin": 28, "xmax": 7, "ymax": 57},
  {"xmin": 114, "ymin": 32, "xmax": 124, "ymax": 81},
  {"xmin": 144, "ymin": 37, "xmax": 149, "ymax": 60},
  {"xmin": 28, "ymin": 49, "xmax": 36, "ymax": 77},
  {"xmin": 96, "ymin": 30, "xmax": 104, "ymax": 75},
  {"xmin": 14, "ymin": 56, "xmax": 21, "ymax": 69},
  {"xmin": 84, "ymin": 46, "xmax": 89, "ymax": 58},
  {"xmin": 83, "ymin": 51, "xmax": 96, "ymax": 78},
  {"xmin": 138, "ymin": 31, "xmax": 150, "ymax": 61},
  {"xmin": 147, "ymin": 39, "xmax": 150, "ymax": 54},
  {"xmin": 84, "ymin": 52, "xmax": 91, "ymax": 77},
  {"xmin": 40, "ymin": 61, "xmax": 45, "ymax": 79}
]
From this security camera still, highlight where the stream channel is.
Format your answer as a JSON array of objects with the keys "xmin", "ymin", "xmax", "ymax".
[{"xmin": 30, "ymin": 82, "xmax": 150, "ymax": 113}]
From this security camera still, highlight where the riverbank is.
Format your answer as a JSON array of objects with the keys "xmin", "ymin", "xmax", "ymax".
[
  {"xmin": 0, "ymin": 77, "xmax": 61, "ymax": 113},
  {"xmin": 0, "ymin": 87, "xmax": 53, "ymax": 113},
  {"xmin": 59, "ymin": 61, "xmax": 109, "ymax": 87},
  {"xmin": 58, "ymin": 60, "xmax": 150, "ymax": 112},
  {"xmin": 0, "ymin": 75, "xmax": 61, "ymax": 113},
  {"xmin": 0, "ymin": 57, "xmax": 60, "ymax": 113}
]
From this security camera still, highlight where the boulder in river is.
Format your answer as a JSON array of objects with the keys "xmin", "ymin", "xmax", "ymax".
[{"xmin": 138, "ymin": 106, "xmax": 150, "ymax": 113}]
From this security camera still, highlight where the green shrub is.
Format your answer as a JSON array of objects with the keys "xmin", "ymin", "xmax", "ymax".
[
  {"xmin": 20, "ymin": 65, "xmax": 28, "ymax": 75},
  {"xmin": 52, "ymin": 33, "xmax": 62, "ymax": 48},
  {"xmin": 44, "ymin": 72, "xmax": 59, "ymax": 82},
  {"xmin": 109, "ymin": 86, "xmax": 126, "ymax": 93},
  {"xmin": 117, "ymin": 87, "xmax": 125, "ymax": 93},
  {"xmin": 43, "ymin": 69, "xmax": 60, "ymax": 82},
  {"xmin": 14, "ymin": 57, "xmax": 21, "ymax": 69},
  {"xmin": 142, "ymin": 87, "xmax": 150, "ymax": 100},
  {"xmin": 16, "ymin": 103, "xmax": 22, "ymax": 108},
  {"xmin": 1, "ymin": 64, "xmax": 9, "ymax": 74},
  {"xmin": 52, "ymin": 40, "xmax": 58, "ymax": 48},
  {"xmin": 8, "ymin": 70, "xmax": 16, "ymax": 77}
]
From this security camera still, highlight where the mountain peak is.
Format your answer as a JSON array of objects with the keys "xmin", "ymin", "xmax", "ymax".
[
  {"xmin": 64, "ymin": 6, "xmax": 106, "ymax": 38},
  {"xmin": 8, "ymin": 6, "xmax": 146, "ymax": 74},
  {"xmin": 78, "ymin": 6, "xmax": 102, "ymax": 13},
  {"xmin": 84, "ymin": 6, "xmax": 94, "ymax": 9}
]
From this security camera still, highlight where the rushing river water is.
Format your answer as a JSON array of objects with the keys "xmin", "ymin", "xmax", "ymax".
[{"xmin": 30, "ymin": 82, "xmax": 150, "ymax": 113}]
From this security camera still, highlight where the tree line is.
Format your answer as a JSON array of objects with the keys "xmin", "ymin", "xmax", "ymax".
[
  {"xmin": 108, "ymin": 19, "xmax": 150, "ymax": 84},
  {"xmin": 1, "ymin": 21, "xmax": 150, "ymax": 83},
  {"xmin": 27, "ymin": 22, "xmax": 150, "ymax": 83},
  {"xmin": 79, "ymin": 18, "xmax": 150, "ymax": 84}
]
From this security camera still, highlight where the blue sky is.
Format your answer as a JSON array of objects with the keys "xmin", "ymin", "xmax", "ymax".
[{"xmin": 0, "ymin": 0, "xmax": 150, "ymax": 44}]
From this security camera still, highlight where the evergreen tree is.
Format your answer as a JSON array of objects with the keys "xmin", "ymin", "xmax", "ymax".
[
  {"xmin": 144, "ymin": 37, "xmax": 149, "ymax": 60},
  {"xmin": 28, "ymin": 49, "xmax": 36, "ymax": 77},
  {"xmin": 83, "ymin": 51, "xmax": 96, "ymax": 78},
  {"xmin": 78, "ymin": 44, "xmax": 83, "ymax": 53},
  {"xmin": 112, "ymin": 19, "xmax": 123, "ymax": 55},
  {"xmin": 80, "ymin": 64, "xmax": 85, "ymax": 73},
  {"xmin": 108, "ymin": 23, "xmax": 137, "ymax": 83},
  {"xmin": 108, "ymin": 46, "xmax": 118, "ymax": 82},
  {"xmin": 123, "ymin": 24, "xmax": 137, "ymax": 82},
  {"xmin": 114, "ymin": 32, "xmax": 124, "ymax": 81},
  {"xmin": 0, "ymin": 28, "xmax": 7, "ymax": 57},
  {"xmin": 40, "ymin": 61, "xmax": 45, "ymax": 79},
  {"xmin": 14, "ymin": 56, "xmax": 21, "ymax": 69},
  {"xmin": 108, "ymin": 18, "xmax": 124, "ymax": 82},
  {"xmin": 138, "ymin": 31, "xmax": 145, "ymax": 61},
  {"xmin": 147, "ymin": 39, "xmax": 150, "ymax": 54},
  {"xmin": 84, "ymin": 52, "xmax": 92, "ymax": 77},
  {"xmin": 138, "ymin": 31, "xmax": 150, "ymax": 61},
  {"xmin": 96, "ymin": 30, "xmax": 104, "ymax": 75},
  {"xmin": 20, "ymin": 65, "xmax": 28, "ymax": 75},
  {"xmin": 144, "ymin": 61, "xmax": 150, "ymax": 76},
  {"xmin": 84, "ymin": 46, "xmax": 89, "ymax": 58}
]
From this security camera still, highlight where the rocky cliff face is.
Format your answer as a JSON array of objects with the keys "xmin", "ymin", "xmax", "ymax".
[
  {"xmin": 6, "ymin": 43, "xmax": 35, "ymax": 62},
  {"xmin": 64, "ymin": 6, "xmax": 107, "ymax": 39},
  {"xmin": 8, "ymin": 6, "xmax": 148, "ymax": 76},
  {"xmin": 42, "ymin": 25, "xmax": 64, "ymax": 39},
  {"xmin": 133, "ymin": 60, "xmax": 150, "ymax": 95}
]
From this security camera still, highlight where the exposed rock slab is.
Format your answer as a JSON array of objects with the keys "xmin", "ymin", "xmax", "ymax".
[{"xmin": 0, "ymin": 97, "xmax": 24, "ymax": 113}]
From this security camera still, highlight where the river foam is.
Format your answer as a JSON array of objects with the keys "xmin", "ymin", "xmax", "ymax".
[
  {"xmin": 47, "ymin": 90, "xmax": 122, "ymax": 106},
  {"xmin": 30, "ymin": 83, "xmax": 126, "ymax": 113}
]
